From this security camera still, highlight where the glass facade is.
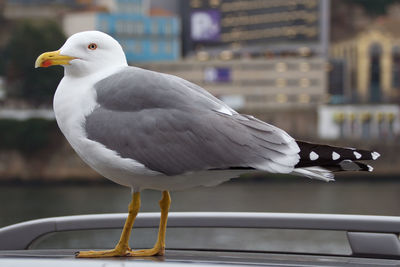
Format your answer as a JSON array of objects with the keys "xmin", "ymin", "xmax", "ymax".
[{"xmin": 95, "ymin": 1, "xmax": 181, "ymax": 63}]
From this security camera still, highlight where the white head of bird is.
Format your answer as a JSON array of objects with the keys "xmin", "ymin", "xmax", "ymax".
[{"xmin": 35, "ymin": 31, "xmax": 128, "ymax": 77}]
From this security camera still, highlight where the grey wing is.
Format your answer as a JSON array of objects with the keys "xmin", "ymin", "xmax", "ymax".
[
  {"xmin": 85, "ymin": 66, "xmax": 300, "ymax": 175},
  {"xmin": 94, "ymin": 66, "xmax": 229, "ymax": 113},
  {"xmin": 162, "ymin": 72, "xmax": 238, "ymax": 116}
]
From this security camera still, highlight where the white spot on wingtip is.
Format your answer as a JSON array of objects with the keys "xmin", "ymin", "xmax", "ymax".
[
  {"xmin": 353, "ymin": 151, "xmax": 362, "ymax": 159},
  {"xmin": 368, "ymin": 165, "xmax": 374, "ymax": 172},
  {"xmin": 332, "ymin": 151, "xmax": 340, "ymax": 160},
  {"xmin": 309, "ymin": 151, "xmax": 319, "ymax": 161},
  {"xmin": 371, "ymin": 151, "xmax": 380, "ymax": 160}
]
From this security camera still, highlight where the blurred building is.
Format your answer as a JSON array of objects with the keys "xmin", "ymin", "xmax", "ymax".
[
  {"xmin": 181, "ymin": 0, "xmax": 330, "ymax": 58},
  {"xmin": 318, "ymin": 105, "xmax": 400, "ymax": 140},
  {"xmin": 63, "ymin": 0, "xmax": 181, "ymax": 62},
  {"xmin": 328, "ymin": 17, "xmax": 400, "ymax": 141},
  {"xmin": 2, "ymin": 0, "xmax": 94, "ymax": 19},
  {"xmin": 143, "ymin": 58, "xmax": 327, "ymax": 110},
  {"xmin": 97, "ymin": 13, "xmax": 180, "ymax": 62},
  {"xmin": 331, "ymin": 19, "xmax": 400, "ymax": 103}
]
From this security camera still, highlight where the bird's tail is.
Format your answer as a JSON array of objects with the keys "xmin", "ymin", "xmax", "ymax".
[{"xmin": 292, "ymin": 141, "xmax": 380, "ymax": 182}]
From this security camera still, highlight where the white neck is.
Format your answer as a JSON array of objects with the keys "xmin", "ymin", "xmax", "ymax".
[{"xmin": 54, "ymin": 65, "xmax": 127, "ymax": 143}]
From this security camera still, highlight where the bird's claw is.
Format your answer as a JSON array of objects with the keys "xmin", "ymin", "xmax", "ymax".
[
  {"xmin": 127, "ymin": 246, "xmax": 165, "ymax": 257},
  {"xmin": 75, "ymin": 248, "xmax": 131, "ymax": 258},
  {"xmin": 75, "ymin": 246, "xmax": 164, "ymax": 258}
]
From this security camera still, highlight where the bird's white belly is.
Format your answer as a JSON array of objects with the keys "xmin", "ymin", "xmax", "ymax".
[
  {"xmin": 53, "ymin": 75, "xmax": 238, "ymax": 191},
  {"xmin": 75, "ymin": 136, "xmax": 239, "ymax": 190},
  {"xmin": 61, "ymin": 126, "xmax": 238, "ymax": 191}
]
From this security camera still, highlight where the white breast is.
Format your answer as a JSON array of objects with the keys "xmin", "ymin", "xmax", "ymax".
[{"xmin": 53, "ymin": 68, "xmax": 162, "ymax": 189}]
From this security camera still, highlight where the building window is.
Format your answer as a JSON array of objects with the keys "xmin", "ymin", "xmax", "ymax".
[
  {"xmin": 299, "ymin": 62, "xmax": 310, "ymax": 72},
  {"xmin": 388, "ymin": 113, "xmax": 396, "ymax": 139},
  {"xmin": 298, "ymin": 94, "xmax": 310, "ymax": 103},
  {"xmin": 116, "ymin": 21, "xmax": 124, "ymax": 34},
  {"xmin": 276, "ymin": 94, "xmax": 288, "ymax": 103},
  {"xmin": 299, "ymin": 78, "xmax": 310, "ymax": 88},
  {"xmin": 165, "ymin": 22, "xmax": 172, "ymax": 34},
  {"xmin": 369, "ymin": 43, "xmax": 382, "ymax": 103},
  {"xmin": 152, "ymin": 43, "xmax": 159, "ymax": 54},
  {"xmin": 275, "ymin": 62, "xmax": 287, "ymax": 72},
  {"xmin": 349, "ymin": 113, "xmax": 357, "ymax": 137},
  {"xmin": 133, "ymin": 22, "xmax": 144, "ymax": 35},
  {"xmin": 204, "ymin": 67, "xmax": 232, "ymax": 83},
  {"xmin": 152, "ymin": 21, "xmax": 158, "ymax": 34},
  {"xmin": 134, "ymin": 42, "xmax": 142, "ymax": 54},
  {"xmin": 361, "ymin": 113, "xmax": 372, "ymax": 139},
  {"xmin": 392, "ymin": 46, "xmax": 400, "ymax": 90},
  {"xmin": 333, "ymin": 112, "xmax": 345, "ymax": 138},
  {"xmin": 126, "ymin": 21, "xmax": 134, "ymax": 34},
  {"xmin": 275, "ymin": 78, "xmax": 286, "ymax": 88},
  {"xmin": 165, "ymin": 42, "xmax": 172, "ymax": 53}
]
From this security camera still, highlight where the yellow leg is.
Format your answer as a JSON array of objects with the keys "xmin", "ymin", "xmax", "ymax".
[
  {"xmin": 128, "ymin": 190, "xmax": 171, "ymax": 256},
  {"xmin": 76, "ymin": 191, "xmax": 141, "ymax": 258}
]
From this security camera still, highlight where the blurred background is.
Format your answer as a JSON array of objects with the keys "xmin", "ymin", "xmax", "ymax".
[{"xmin": 0, "ymin": 0, "xmax": 400, "ymax": 251}]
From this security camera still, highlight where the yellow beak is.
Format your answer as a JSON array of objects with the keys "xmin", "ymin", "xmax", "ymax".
[{"xmin": 35, "ymin": 50, "xmax": 76, "ymax": 68}]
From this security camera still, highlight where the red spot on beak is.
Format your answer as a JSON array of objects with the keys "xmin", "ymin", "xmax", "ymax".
[{"xmin": 42, "ymin": 60, "xmax": 52, "ymax": 67}]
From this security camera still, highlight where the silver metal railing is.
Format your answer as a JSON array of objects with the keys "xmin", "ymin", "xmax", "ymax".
[{"xmin": 0, "ymin": 212, "xmax": 400, "ymax": 257}]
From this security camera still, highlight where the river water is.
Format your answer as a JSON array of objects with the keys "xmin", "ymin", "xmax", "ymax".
[{"xmin": 1, "ymin": 176, "xmax": 399, "ymax": 254}]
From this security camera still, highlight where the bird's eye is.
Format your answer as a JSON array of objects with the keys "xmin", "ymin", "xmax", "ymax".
[{"xmin": 88, "ymin": 43, "xmax": 97, "ymax": 50}]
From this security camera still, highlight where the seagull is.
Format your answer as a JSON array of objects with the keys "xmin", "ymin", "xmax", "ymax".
[{"xmin": 35, "ymin": 31, "xmax": 380, "ymax": 258}]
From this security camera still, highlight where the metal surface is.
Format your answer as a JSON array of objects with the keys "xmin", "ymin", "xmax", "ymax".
[
  {"xmin": 1, "ymin": 212, "xmax": 400, "ymax": 257},
  {"xmin": 1, "ymin": 249, "xmax": 400, "ymax": 267},
  {"xmin": 348, "ymin": 232, "xmax": 400, "ymax": 256}
]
